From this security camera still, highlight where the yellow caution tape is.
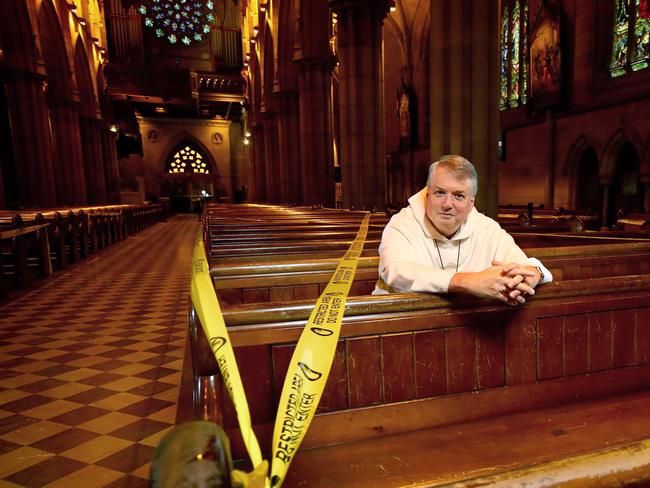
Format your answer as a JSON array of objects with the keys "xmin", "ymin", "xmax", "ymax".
[
  {"xmin": 269, "ymin": 214, "xmax": 369, "ymax": 487},
  {"xmin": 191, "ymin": 214, "xmax": 370, "ymax": 488},
  {"xmin": 191, "ymin": 234, "xmax": 263, "ymax": 469}
]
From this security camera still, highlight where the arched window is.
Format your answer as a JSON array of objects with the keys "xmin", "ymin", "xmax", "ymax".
[
  {"xmin": 610, "ymin": 0, "xmax": 650, "ymax": 77},
  {"xmin": 500, "ymin": 0, "xmax": 529, "ymax": 110},
  {"xmin": 166, "ymin": 143, "xmax": 210, "ymax": 174}
]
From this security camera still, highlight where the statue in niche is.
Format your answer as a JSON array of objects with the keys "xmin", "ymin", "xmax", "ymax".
[
  {"xmin": 397, "ymin": 77, "xmax": 411, "ymax": 148},
  {"xmin": 396, "ymin": 70, "xmax": 417, "ymax": 150}
]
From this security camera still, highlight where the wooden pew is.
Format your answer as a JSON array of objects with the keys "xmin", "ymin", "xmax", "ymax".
[
  {"xmin": 210, "ymin": 242, "xmax": 650, "ymax": 305},
  {"xmin": 206, "ymin": 225, "xmax": 649, "ymax": 263},
  {"xmin": 498, "ymin": 206, "xmax": 600, "ymax": 231},
  {"xmin": 189, "ymin": 203, "xmax": 650, "ymax": 485},
  {"xmin": 615, "ymin": 212, "xmax": 649, "ymax": 236},
  {"xmin": 0, "ymin": 204, "xmax": 164, "ymax": 299},
  {"xmin": 0, "ymin": 223, "xmax": 52, "ymax": 295},
  {"xmin": 188, "ymin": 274, "xmax": 650, "ymax": 486}
]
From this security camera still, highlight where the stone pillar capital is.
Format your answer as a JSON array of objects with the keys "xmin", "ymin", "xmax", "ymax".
[{"xmin": 292, "ymin": 55, "xmax": 337, "ymax": 73}]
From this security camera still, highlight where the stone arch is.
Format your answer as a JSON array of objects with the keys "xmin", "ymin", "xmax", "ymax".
[
  {"xmin": 74, "ymin": 37, "xmax": 107, "ymax": 203},
  {"xmin": 38, "ymin": 0, "xmax": 75, "ymax": 103},
  {"xmin": 0, "ymin": 0, "xmax": 43, "ymax": 207},
  {"xmin": 0, "ymin": 0, "xmax": 39, "ymax": 72},
  {"xmin": 563, "ymin": 133, "xmax": 602, "ymax": 210},
  {"xmin": 601, "ymin": 128, "xmax": 644, "ymax": 176},
  {"xmin": 250, "ymin": 48, "xmax": 262, "ymax": 114},
  {"xmin": 610, "ymin": 141, "xmax": 643, "ymax": 222},
  {"xmin": 642, "ymin": 139, "xmax": 650, "ymax": 177},
  {"xmin": 73, "ymin": 38, "xmax": 98, "ymax": 117},
  {"xmin": 384, "ymin": 16, "xmax": 409, "ymax": 68},
  {"xmin": 277, "ymin": 0, "xmax": 298, "ymax": 90},
  {"xmin": 39, "ymin": 0, "xmax": 87, "ymax": 205},
  {"xmin": 158, "ymin": 132, "xmax": 218, "ymax": 175},
  {"xmin": 600, "ymin": 129, "xmax": 645, "ymax": 224},
  {"xmin": 159, "ymin": 132, "xmax": 221, "ymax": 208},
  {"xmin": 262, "ymin": 23, "xmax": 275, "ymax": 110}
]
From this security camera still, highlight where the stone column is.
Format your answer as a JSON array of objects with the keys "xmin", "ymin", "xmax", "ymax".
[
  {"xmin": 330, "ymin": 0, "xmax": 390, "ymax": 210},
  {"xmin": 276, "ymin": 89, "xmax": 302, "ymax": 203},
  {"xmin": 430, "ymin": 0, "xmax": 500, "ymax": 217},
  {"xmin": 641, "ymin": 174, "xmax": 650, "ymax": 213},
  {"xmin": 49, "ymin": 100, "xmax": 87, "ymax": 205},
  {"xmin": 545, "ymin": 110, "xmax": 556, "ymax": 209},
  {"xmin": 79, "ymin": 116, "xmax": 108, "ymax": 204},
  {"xmin": 4, "ymin": 71, "xmax": 57, "ymax": 206},
  {"xmin": 260, "ymin": 110, "xmax": 281, "ymax": 203},
  {"xmin": 250, "ymin": 122, "xmax": 267, "ymax": 202},
  {"xmin": 101, "ymin": 125, "xmax": 121, "ymax": 200},
  {"xmin": 600, "ymin": 174, "xmax": 614, "ymax": 230},
  {"xmin": 295, "ymin": 57, "xmax": 336, "ymax": 207}
]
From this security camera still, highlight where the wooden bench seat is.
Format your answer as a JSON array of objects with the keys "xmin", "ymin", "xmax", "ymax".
[
  {"xmin": 208, "ymin": 228, "xmax": 648, "ymax": 261},
  {"xmin": 283, "ymin": 390, "xmax": 650, "ymax": 487},
  {"xmin": 210, "ymin": 242, "xmax": 650, "ymax": 305},
  {"xmin": 190, "ymin": 275, "xmax": 650, "ymax": 434},
  {"xmin": 0, "ymin": 223, "xmax": 51, "ymax": 294}
]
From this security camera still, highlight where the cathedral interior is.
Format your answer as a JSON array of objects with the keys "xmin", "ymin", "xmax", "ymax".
[
  {"xmin": 1, "ymin": 0, "xmax": 648, "ymax": 220},
  {"xmin": 1, "ymin": 0, "xmax": 650, "ymax": 486}
]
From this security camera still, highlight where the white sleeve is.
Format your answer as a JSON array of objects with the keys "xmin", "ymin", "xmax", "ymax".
[
  {"xmin": 526, "ymin": 256, "xmax": 554, "ymax": 284},
  {"xmin": 378, "ymin": 225, "xmax": 456, "ymax": 293}
]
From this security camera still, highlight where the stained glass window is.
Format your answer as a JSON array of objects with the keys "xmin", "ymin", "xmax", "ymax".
[
  {"xmin": 500, "ymin": 0, "xmax": 529, "ymax": 111},
  {"xmin": 167, "ymin": 145, "xmax": 210, "ymax": 174},
  {"xmin": 139, "ymin": 0, "xmax": 216, "ymax": 45},
  {"xmin": 610, "ymin": 0, "xmax": 650, "ymax": 77}
]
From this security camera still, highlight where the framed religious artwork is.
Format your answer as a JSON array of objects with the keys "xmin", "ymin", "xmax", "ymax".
[{"xmin": 529, "ymin": 0, "xmax": 563, "ymax": 112}]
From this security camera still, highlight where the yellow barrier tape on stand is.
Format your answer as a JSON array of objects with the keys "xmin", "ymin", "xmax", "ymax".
[
  {"xmin": 191, "ymin": 214, "xmax": 370, "ymax": 488},
  {"xmin": 190, "ymin": 232, "xmax": 263, "ymax": 469},
  {"xmin": 269, "ymin": 214, "xmax": 370, "ymax": 487}
]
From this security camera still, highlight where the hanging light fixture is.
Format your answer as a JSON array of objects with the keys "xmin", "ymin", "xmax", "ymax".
[{"xmin": 139, "ymin": 0, "xmax": 216, "ymax": 46}]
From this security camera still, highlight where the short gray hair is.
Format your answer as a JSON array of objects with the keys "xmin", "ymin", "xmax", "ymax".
[{"xmin": 427, "ymin": 155, "xmax": 478, "ymax": 196}]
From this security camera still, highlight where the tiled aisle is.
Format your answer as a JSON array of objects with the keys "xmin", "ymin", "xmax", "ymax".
[{"xmin": 0, "ymin": 215, "xmax": 199, "ymax": 487}]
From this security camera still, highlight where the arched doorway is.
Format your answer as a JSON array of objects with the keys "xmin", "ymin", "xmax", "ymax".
[
  {"xmin": 162, "ymin": 140, "xmax": 218, "ymax": 212},
  {"xmin": 574, "ymin": 147, "xmax": 600, "ymax": 214},
  {"xmin": 608, "ymin": 142, "xmax": 643, "ymax": 225}
]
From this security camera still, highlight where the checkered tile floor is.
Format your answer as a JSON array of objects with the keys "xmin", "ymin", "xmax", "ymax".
[{"xmin": 0, "ymin": 215, "xmax": 199, "ymax": 487}]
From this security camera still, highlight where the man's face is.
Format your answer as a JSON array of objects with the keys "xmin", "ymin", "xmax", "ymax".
[{"xmin": 425, "ymin": 166, "xmax": 475, "ymax": 238}]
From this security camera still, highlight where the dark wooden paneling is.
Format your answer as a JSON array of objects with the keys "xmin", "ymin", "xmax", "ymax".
[
  {"xmin": 216, "ymin": 287, "xmax": 243, "ymax": 305},
  {"xmin": 235, "ymin": 345, "xmax": 273, "ymax": 424},
  {"xmin": 271, "ymin": 344, "xmax": 295, "ymax": 409},
  {"xmin": 243, "ymin": 287, "xmax": 270, "ymax": 303},
  {"xmin": 537, "ymin": 316, "xmax": 564, "ymax": 380},
  {"xmin": 589, "ymin": 312, "xmax": 612, "ymax": 372},
  {"xmin": 347, "ymin": 336, "xmax": 382, "ymax": 407},
  {"xmin": 506, "ymin": 320, "xmax": 537, "ymax": 384},
  {"xmin": 476, "ymin": 325, "xmax": 506, "ymax": 389},
  {"xmin": 637, "ymin": 307, "xmax": 650, "ymax": 364},
  {"xmin": 414, "ymin": 330, "xmax": 446, "ymax": 398},
  {"xmin": 612, "ymin": 309, "xmax": 636, "ymax": 368},
  {"xmin": 294, "ymin": 284, "xmax": 319, "ymax": 300},
  {"xmin": 565, "ymin": 314, "xmax": 589, "ymax": 376},
  {"xmin": 270, "ymin": 285, "xmax": 295, "ymax": 302},
  {"xmin": 381, "ymin": 333, "xmax": 415, "ymax": 403},
  {"xmin": 446, "ymin": 327, "xmax": 476, "ymax": 393},
  {"xmin": 348, "ymin": 281, "xmax": 367, "ymax": 297},
  {"xmin": 318, "ymin": 340, "xmax": 348, "ymax": 412}
]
